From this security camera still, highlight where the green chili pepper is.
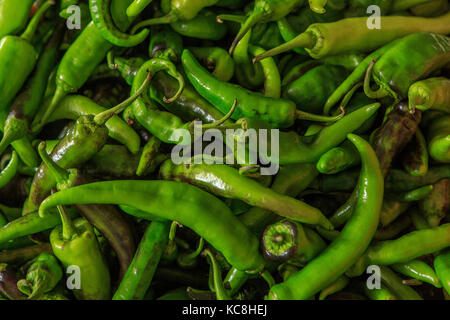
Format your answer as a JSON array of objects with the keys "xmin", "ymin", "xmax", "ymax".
[
  {"xmin": 39, "ymin": 180, "xmax": 266, "ymax": 274},
  {"xmin": 267, "ymin": 134, "xmax": 383, "ymax": 300},
  {"xmin": 203, "ymin": 248, "xmax": 232, "ymax": 300},
  {"xmin": 282, "ymin": 64, "xmax": 348, "ymax": 114},
  {"xmin": 408, "ymin": 77, "xmax": 450, "ymax": 113},
  {"xmin": 434, "ymin": 249, "xmax": 450, "ymax": 295},
  {"xmin": 281, "ymin": 60, "xmax": 322, "ymax": 86},
  {"xmin": 316, "ymin": 138, "xmax": 362, "ymax": 175},
  {"xmin": 89, "ymin": 0, "xmax": 149, "ymax": 47},
  {"xmin": 0, "ymin": 151, "xmax": 18, "ymax": 189},
  {"xmin": 182, "ymin": 49, "xmax": 346, "ymax": 128},
  {"xmin": 149, "ymin": 25, "xmax": 183, "ymax": 61},
  {"xmin": 348, "ymin": 224, "xmax": 450, "ymax": 276},
  {"xmin": 177, "ymin": 238, "xmax": 204, "ymax": 269},
  {"xmin": 418, "ymin": 178, "xmax": 449, "ymax": 227},
  {"xmin": 0, "ymin": 0, "xmax": 35, "ymax": 39},
  {"xmin": 160, "ymin": 160, "xmax": 333, "ymax": 230},
  {"xmin": 364, "ymin": 284, "xmax": 397, "ymax": 300},
  {"xmin": 0, "ymin": 22, "xmax": 64, "ymax": 157},
  {"xmin": 388, "ymin": 185, "xmax": 434, "ymax": 202},
  {"xmin": 0, "ymin": 1, "xmax": 54, "ymax": 119},
  {"xmin": 378, "ymin": 266, "xmax": 423, "ymax": 300},
  {"xmin": 189, "ymin": 47, "xmax": 235, "ymax": 82},
  {"xmin": 168, "ymin": 9, "xmax": 227, "ymax": 40},
  {"xmin": 17, "ymin": 253, "xmax": 63, "ymax": 299},
  {"xmin": 426, "ymin": 114, "xmax": 450, "ymax": 163},
  {"xmin": 319, "ymin": 276, "xmax": 349, "ymax": 300},
  {"xmin": 50, "ymin": 205, "xmax": 111, "ymax": 300},
  {"xmin": 37, "ymin": 142, "xmax": 136, "ymax": 280},
  {"xmin": 113, "ymin": 221, "xmax": 170, "ymax": 300},
  {"xmin": 364, "ymin": 33, "xmax": 450, "ymax": 100},
  {"xmin": 392, "ymin": 259, "xmax": 442, "ymax": 288},
  {"xmin": 254, "ymin": 13, "xmax": 450, "ymax": 62},
  {"xmin": 262, "ymin": 220, "xmax": 327, "ymax": 265}
]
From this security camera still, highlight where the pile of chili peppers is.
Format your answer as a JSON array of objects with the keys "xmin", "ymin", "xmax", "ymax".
[{"xmin": 0, "ymin": 0, "xmax": 449, "ymax": 301}]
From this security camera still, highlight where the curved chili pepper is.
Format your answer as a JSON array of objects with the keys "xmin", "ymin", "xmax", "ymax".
[
  {"xmin": 50, "ymin": 205, "xmax": 111, "ymax": 300},
  {"xmin": 392, "ymin": 259, "xmax": 442, "ymax": 288},
  {"xmin": 348, "ymin": 223, "xmax": 450, "ymax": 277},
  {"xmin": 267, "ymin": 133, "xmax": 384, "ymax": 300},
  {"xmin": 149, "ymin": 25, "xmax": 183, "ymax": 61},
  {"xmin": 160, "ymin": 160, "xmax": 333, "ymax": 229},
  {"xmin": 316, "ymin": 138, "xmax": 363, "ymax": 175},
  {"xmin": 434, "ymin": 249, "xmax": 450, "ymax": 295},
  {"xmin": 254, "ymin": 13, "xmax": 450, "ymax": 62},
  {"xmin": 89, "ymin": 0, "xmax": 149, "ymax": 47},
  {"xmin": 177, "ymin": 238, "xmax": 204, "ymax": 269},
  {"xmin": 203, "ymin": 248, "xmax": 232, "ymax": 300},
  {"xmin": 182, "ymin": 49, "xmax": 346, "ymax": 128},
  {"xmin": 262, "ymin": 220, "xmax": 327, "ymax": 265},
  {"xmin": 0, "ymin": 151, "xmax": 18, "ymax": 189},
  {"xmin": 189, "ymin": 47, "xmax": 235, "ymax": 82},
  {"xmin": 113, "ymin": 221, "xmax": 170, "ymax": 300},
  {"xmin": 426, "ymin": 114, "xmax": 450, "ymax": 163},
  {"xmin": 0, "ymin": 22, "xmax": 64, "ymax": 156},
  {"xmin": 39, "ymin": 180, "xmax": 266, "ymax": 274},
  {"xmin": 17, "ymin": 253, "xmax": 63, "ymax": 299},
  {"xmin": 364, "ymin": 33, "xmax": 450, "ymax": 100},
  {"xmin": 408, "ymin": 77, "xmax": 450, "ymax": 113}
]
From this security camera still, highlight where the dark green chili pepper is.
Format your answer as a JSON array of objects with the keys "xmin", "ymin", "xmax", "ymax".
[
  {"xmin": 203, "ymin": 248, "xmax": 232, "ymax": 300},
  {"xmin": 401, "ymin": 129, "xmax": 429, "ymax": 177},
  {"xmin": 392, "ymin": 259, "xmax": 442, "ymax": 288},
  {"xmin": 17, "ymin": 253, "xmax": 63, "ymax": 299},
  {"xmin": 262, "ymin": 220, "xmax": 327, "ymax": 265},
  {"xmin": 267, "ymin": 134, "xmax": 384, "ymax": 300},
  {"xmin": 39, "ymin": 180, "xmax": 266, "ymax": 274},
  {"xmin": 168, "ymin": 9, "xmax": 227, "ymax": 40},
  {"xmin": 364, "ymin": 33, "xmax": 450, "ymax": 100},
  {"xmin": 189, "ymin": 47, "xmax": 235, "ymax": 82},
  {"xmin": 283, "ymin": 64, "xmax": 348, "ymax": 114},
  {"xmin": 38, "ymin": 142, "xmax": 136, "ymax": 280},
  {"xmin": 113, "ymin": 221, "xmax": 170, "ymax": 300},
  {"xmin": 320, "ymin": 53, "xmax": 366, "ymax": 71},
  {"xmin": 426, "ymin": 114, "xmax": 450, "ymax": 163},
  {"xmin": 0, "ymin": 243, "xmax": 53, "ymax": 265},
  {"xmin": 388, "ymin": 185, "xmax": 434, "ymax": 202},
  {"xmin": 372, "ymin": 102, "xmax": 422, "ymax": 177},
  {"xmin": 149, "ymin": 25, "xmax": 183, "ymax": 61},
  {"xmin": 418, "ymin": 178, "xmax": 449, "ymax": 227},
  {"xmin": 182, "ymin": 49, "xmax": 346, "ymax": 128},
  {"xmin": 35, "ymin": 95, "xmax": 141, "ymax": 154},
  {"xmin": 254, "ymin": 13, "xmax": 450, "ymax": 62},
  {"xmin": 434, "ymin": 249, "xmax": 450, "ymax": 295},
  {"xmin": 89, "ymin": 0, "xmax": 149, "ymax": 47},
  {"xmin": 408, "ymin": 77, "xmax": 450, "ymax": 113},
  {"xmin": 50, "ymin": 205, "xmax": 111, "ymax": 300},
  {"xmin": 281, "ymin": 60, "xmax": 322, "ymax": 86},
  {"xmin": 0, "ymin": 264, "xmax": 27, "ymax": 300}
]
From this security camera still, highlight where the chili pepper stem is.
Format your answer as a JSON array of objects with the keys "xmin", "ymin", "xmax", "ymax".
[
  {"xmin": 130, "ymin": 13, "xmax": 176, "ymax": 35},
  {"xmin": 260, "ymin": 270, "xmax": 276, "ymax": 288},
  {"xmin": 185, "ymin": 238, "xmax": 204, "ymax": 260},
  {"xmin": 32, "ymin": 85, "xmax": 66, "ymax": 133},
  {"xmin": 203, "ymin": 248, "xmax": 231, "ymax": 300},
  {"xmin": 94, "ymin": 70, "xmax": 152, "ymax": 125},
  {"xmin": 253, "ymin": 32, "xmax": 315, "ymax": 64},
  {"xmin": 0, "ymin": 121, "xmax": 28, "ymax": 156},
  {"xmin": 296, "ymin": 106, "xmax": 345, "ymax": 123},
  {"xmin": 56, "ymin": 203, "xmax": 78, "ymax": 241},
  {"xmin": 37, "ymin": 142, "xmax": 69, "ymax": 185},
  {"xmin": 363, "ymin": 60, "xmax": 389, "ymax": 99},
  {"xmin": 162, "ymin": 72, "xmax": 185, "ymax": 103},
  {"xmin": 229, "ymin": 10, "xmax": 265, "ymax": 56},
  {"xmin": 216, "ymin": 14, "xmax": 246, "ymax": 24},
  {"xmin": 20, "ymin": 0, "xmax": 55, "ymax": 42},
  {"xmin": 201, "ymin": 99, "xmax": 237, "ymax": 129}
]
